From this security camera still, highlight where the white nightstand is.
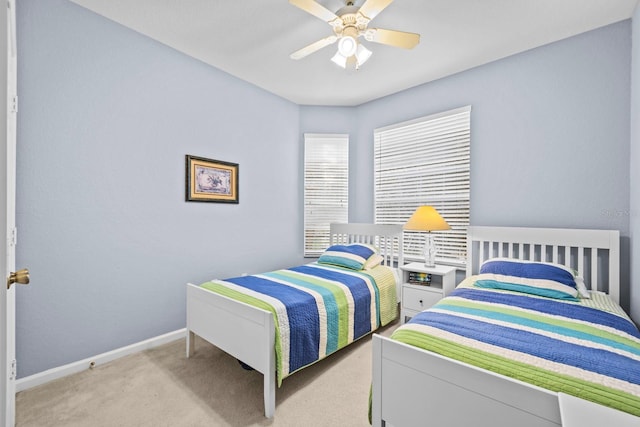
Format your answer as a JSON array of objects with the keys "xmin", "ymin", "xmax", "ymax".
[{"xmin": 399, "ymin": 262, "xmax": 457, "ymax": 324}]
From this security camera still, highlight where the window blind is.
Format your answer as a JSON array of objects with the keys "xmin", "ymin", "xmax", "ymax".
[
  {"xmin": 374, "ymin": 106, "xmax": 471, "ymax": 266},
  {"xmin": 304, "ymin": 134, "xmax": 349, "ymax": 257}
]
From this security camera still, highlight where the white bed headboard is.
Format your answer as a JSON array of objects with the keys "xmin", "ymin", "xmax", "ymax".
[
  {"xmin": 466, "ymin": 226, "xmax": 620, "ymax": 303},
  {"xmin": 329, "ymin": 223, "xmax": 404, "ymax": 269}
]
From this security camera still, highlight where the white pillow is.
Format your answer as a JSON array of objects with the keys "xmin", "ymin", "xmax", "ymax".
[{"xmin": 574, "ymin": 276, "xmax": 591, "ymax": 299}]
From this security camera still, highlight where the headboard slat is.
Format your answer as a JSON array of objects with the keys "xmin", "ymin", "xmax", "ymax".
[
  {"xmin": 578, "ymin": 247, "xmax": 585, "ymax": 278},
  {"xmin": 591, "ymin": 250, "xmax": 598, "ymax": 292}
]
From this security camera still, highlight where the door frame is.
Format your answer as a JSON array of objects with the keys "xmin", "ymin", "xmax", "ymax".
[{"xmin": 2, "ymin": 1, "xmax": 18, "ymax": 425}]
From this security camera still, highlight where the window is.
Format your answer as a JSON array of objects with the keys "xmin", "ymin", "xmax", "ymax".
[
  {"xmin": 374, "ymin": 106, "xmax": 471, "ymax": 266},
  {"xmin": 304, "ymin": 134, "xmax": 349, "ymax": 257}
]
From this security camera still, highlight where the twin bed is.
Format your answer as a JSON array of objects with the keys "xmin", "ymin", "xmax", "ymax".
[
  {"xmin": 186, "ymin": 223, "xmax": 640, "ymax": 424},
  {"xmin": 372, "ymin": 226, "xmax": 639, "ymax": 426},
  {"xmin": 186, "ymin": 223, "xmax": 404, "ymax": 418}
]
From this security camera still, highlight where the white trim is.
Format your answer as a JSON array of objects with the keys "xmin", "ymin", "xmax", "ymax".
[
  {"xmin": 303, "ymin": 132, "xmax": 349, "ymax": 139},
  {"xmin": 15, "ymin": 329, "xmax": 186, "ymax": 392},
  {"xmin": 375, "ymin": 105, "xmax": 471, "ymax": 133}
]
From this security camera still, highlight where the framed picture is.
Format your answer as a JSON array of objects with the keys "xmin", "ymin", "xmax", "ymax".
[{"xmin": 185, "ymin": 155, "xmax": 239, "ymax": 203}]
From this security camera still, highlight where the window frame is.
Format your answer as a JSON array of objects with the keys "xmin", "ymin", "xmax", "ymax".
[
  {"xmin": 303, "ymin": 133, "xmax": 349, "ymax": 257},
  {"xmin": 373, "ymin": 106, "xmax": 471, "ymax": 267}
]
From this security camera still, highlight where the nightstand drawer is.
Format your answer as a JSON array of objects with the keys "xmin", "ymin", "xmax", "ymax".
[{"xmin": 402, "ymin": 286, "xmax": 442, "ymax": 312}]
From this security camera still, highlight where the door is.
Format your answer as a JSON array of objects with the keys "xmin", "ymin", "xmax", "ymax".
[{"xmin": 2, "ymin": 1, "xmax": 18, "ymax": 426}]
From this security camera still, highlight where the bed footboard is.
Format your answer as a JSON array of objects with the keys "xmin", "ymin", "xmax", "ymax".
[
  {"xmin": 186, "ymin": 283, "xmax": 276, "ymax": 418},
  {"xmin": 371, "ymin": 334, "xmax": 561, "ymax": 427}
]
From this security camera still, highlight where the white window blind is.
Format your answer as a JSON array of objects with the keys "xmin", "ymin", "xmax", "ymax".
[
  {"xmin": 304, "ymin": 134, "xmax": 349, "ymax": 257},
  {"xmin": 374, "ymin": 106, "xmax": 471, "ymax": 266}
]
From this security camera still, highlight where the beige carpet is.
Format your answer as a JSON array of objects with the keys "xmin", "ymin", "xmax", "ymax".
[{"xmin": 16, "ymin": 320, "xmax": 399, "ymax": 427}]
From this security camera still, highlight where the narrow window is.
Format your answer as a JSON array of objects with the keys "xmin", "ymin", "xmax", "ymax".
[{"xmin": 304, "ymin": 134, "xmax": 349, "ymax": 257}]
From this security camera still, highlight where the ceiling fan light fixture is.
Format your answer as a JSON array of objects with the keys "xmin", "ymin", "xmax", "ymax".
[
  {"xmin": 331, "ymin": 43, "xmax": 371, "ymax": 69},
  {"xmin": 331, "ymin": 51, "xmax": 348, "ymax": 68},
  {"xmin": 355, "ymin": 43, "xmax": 372, "ymax": 67},
  {"xmin": 337, "ymin": 35, "xmax": 357, "ymax": 57}
]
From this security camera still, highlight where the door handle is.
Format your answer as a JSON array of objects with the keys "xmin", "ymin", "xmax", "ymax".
[{"xmin": 7, "ymin": 268, "xmax": 29, "ymax": 289}]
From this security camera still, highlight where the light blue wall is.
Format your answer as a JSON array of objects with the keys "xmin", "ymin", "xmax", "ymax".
[
  {"xmin": 16, "ymin": 0, "xmax": 304, "ymax": 377},
  {"xmin": 356, "ymin": 21, "xmax": 631, "ymax": 231},
  {"xmin": 17, "ymin": 0, "xmax": 636, "ymax": 379},
  {"xmin": 302, "ymin": 21, "xmax": 634, "ymax": 314},
  {"xmin": 631, "ymin": 3, "xmax": 640, "ymax": 322}
]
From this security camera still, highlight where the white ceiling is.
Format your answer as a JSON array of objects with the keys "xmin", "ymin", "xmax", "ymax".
[{"xmin": 69, "ymin": 0, "xmax": 638, "ymax": 106}]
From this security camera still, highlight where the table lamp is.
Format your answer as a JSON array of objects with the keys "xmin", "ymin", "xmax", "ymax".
[{"xmin": 403, "ymin": 206, "xmax": 451, "ymax": 267}]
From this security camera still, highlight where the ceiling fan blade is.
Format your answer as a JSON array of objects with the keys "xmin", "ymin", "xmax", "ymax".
[
  {"xmin": 289, "ymin": 0, "xmax": 340, "ymax": 23},
  {"xmin": 366, "ymin": 28, "xmax": 420, "ymax": 49},
  {"xmin": 290, "ymin": 35, "xmax": 338, "ymax": 60},
  {"xmin": 358, "ymin": 0, "xmax": 394, "ymax": 21}
]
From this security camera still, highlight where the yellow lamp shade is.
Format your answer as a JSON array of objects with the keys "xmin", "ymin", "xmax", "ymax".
[{"xmin": 403, "ymin": 206, "xmax": 451, "ymax": 232}]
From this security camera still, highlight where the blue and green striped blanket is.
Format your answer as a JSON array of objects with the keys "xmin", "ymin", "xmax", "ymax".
[
  {"xmin": 392, "ymin": 278, "xmax": 640, "ymax": 416},
  {"xmin": 201, "ymin": 262, "xmax": 398, "ymax": 385}
]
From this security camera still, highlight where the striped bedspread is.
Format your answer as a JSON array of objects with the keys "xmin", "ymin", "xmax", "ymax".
[
  {"xmin": 200, "ymin": 262, "xmax": 397, "ymax": 385},
  {"xmin": 391, "ymin": 277, "xmax": 640, "ymax": 416}
]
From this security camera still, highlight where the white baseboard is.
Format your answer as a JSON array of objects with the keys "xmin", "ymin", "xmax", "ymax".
[{"xmin": 16, "ymin": 328, "xmax": 186, "ymax": 392}]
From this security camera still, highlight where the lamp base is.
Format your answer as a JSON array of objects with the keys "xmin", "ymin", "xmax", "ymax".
[{"xmin": 424, "ymin": 232, "xmax": 437, "ymax": 268}]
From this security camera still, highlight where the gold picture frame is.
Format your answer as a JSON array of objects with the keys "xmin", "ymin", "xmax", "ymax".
[{"xmin": 185, "ymin": 155, "xmax": 239, "ymax": 203}]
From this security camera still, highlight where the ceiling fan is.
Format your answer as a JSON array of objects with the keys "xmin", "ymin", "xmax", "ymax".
[{"xmin": 289, "ymin": 0, "xmax": 420, "ymax": 69}]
